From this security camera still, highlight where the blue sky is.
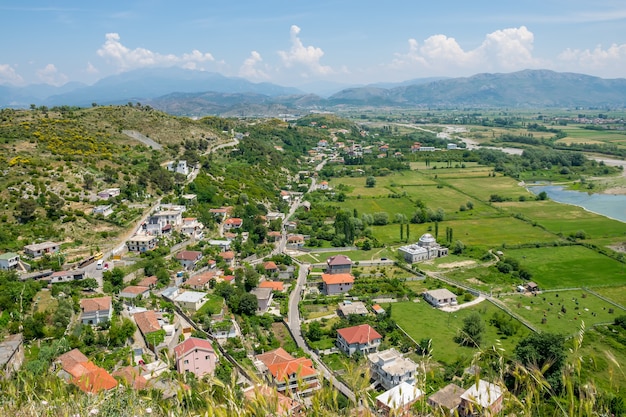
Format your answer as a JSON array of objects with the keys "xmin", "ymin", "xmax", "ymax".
[{"xmin": 1, "ymin": 0, "xmax": 625, "ymax": 87}]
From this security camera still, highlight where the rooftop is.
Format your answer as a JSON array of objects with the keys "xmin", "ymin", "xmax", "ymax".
[
  {"xmin": 376, "ymin": 382, "xmax": 422, "ymax": 409},
  {"xmin": 174, "ymin": 337, "xmax": 214, "ymax": 358},
  {"xmin": 23, "ymin": 241, "xmax": 59, "ymax": 251},
  {"xmin": 0, "ymin": 252, "xmax": 19, "ymax": 260},
  {"xmin": 425, "ymin": 288, "xmax": 458, "ymax": 300},
  {"xmin": 133, "ymin": 310, "xmax": 161, "ymax": 334},
  {"xmin": 322, "ymin": 273, "xmax": 354, "ymax": 285},
  {"xmin": 326, "ymin": 254, "xmax": 352, "ymax": 266},
  {"xmin": 337, "ymin": 324, "xmax": 382, "ymax": 345},
  {"xmin": 428, "ymin": 383, "xmax": 464, "ymax": 411},
  {"xmin": 80, "ymin": 296, "xmax": 111, "ymax": 313},
  {"xmin": 251, "ymin": 287, "xmax": 273, "ymax": 301},
  {"xmin": 259, "ymin": 281, "xmax": 285, "ymax": 292},
  {"xmin": 175, "ymin": 291, "xmax": 207, "ymax": 303},
  {"xmin": 461, "ymin": 380, "xmax": 504, "ymax": 408}
]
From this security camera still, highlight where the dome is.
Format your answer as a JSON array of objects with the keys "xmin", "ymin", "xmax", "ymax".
[{"xmin": 418, "ymin": 233, "xmax": 436, "ymax": 247}]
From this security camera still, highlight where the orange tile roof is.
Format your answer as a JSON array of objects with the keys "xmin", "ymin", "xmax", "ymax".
[
  {"xmin": 244, "ymin": 385, "xmax": 301, "ymax": 416},
  {"xmin": 79, "ymin": 296, "xmax": 111, "ymax": 313},
  {"xmin": 219, "ymin": 251, "xmax": 235, "ymax": 260},
  {"xmin": 57, "ymin": 349, "xmax": 89, "ymax": 377},
  {"xmin": 112, "ymin": 366, "xmax": 147, "ymax": 390},
  {"xmin": 137, "ymin": 275, "xmax": 158, "ymax": 287},
  {"xmin": 257, "ymin": 348, "xmax": 316, "ymax": 381},
  {"xmin": 224, "ymin": 218, "xmax": 243, "ymax": 226},
  {"xmin": 321, "ymin": 273, "xmax": 354, "ymax": 285},
  {"xmin": 134, "ymin": 310, "xmax": 161, "ymax": 335},
  {"xmin": 121, "ymin": 285, "xmax": 150, "ymax": 295},
  {"xmin": 72, "ymin": 365, "xmax": 118, "ymax": 393},
  {"xmin": 259, "ymin": 281, "xmax": 284, "ymax": 291},
  {"xmin": 186, "ymin": 271, "xmax": 216, "ymax": 287},
  {"xmin": 337, "ymin": 324, "xmax": 382, "ymax": 345},
  {"xmin": 264, "ymin": 261, "xmax": 278, "ymax": 270}
]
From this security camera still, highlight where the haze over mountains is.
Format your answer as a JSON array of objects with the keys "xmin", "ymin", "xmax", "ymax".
[{"xmin": 1, "ymin": 68, "xmax": 625, "ymax": 116}]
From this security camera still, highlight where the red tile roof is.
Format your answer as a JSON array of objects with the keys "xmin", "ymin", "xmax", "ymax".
[
  {"xmin": 79, "ymin": 296, "xmax": 111, "ymax": 313},
  {"xmin": 134, "ymin": 310, "xmax": 161, "ymax": 335},
  {"xmin": 224, "ymin": 218, "xmax": 243, "ymax": 226},
  {"xmin": 137, "ymin": 275, "xmax": 158, "ymax": 287},
  {"xmin": 176, "ymin": 250, "xmax": 202, "ymax": 261},
  {"xmin": 264, "ymin": 261, "xmax": 278, "ymax": 270},
  {"xmin": 112, "ymin": 366, "xmax": 147, "ymax": 390},
  {"xmin": 327, "ymin": 255, "xmax": 352, "ymax": 266},
  {"xmin": 56, "ymin": 349, "xmax": 117, "ymax": 393},
  {"xmin": 259, "ymin": 281, "xmax": 284, "ymax": 291},
  {"xmin": 321, "ymin": 273, "xmax": 354, "ymax": 285},
  {"xmin": 121, "ymin": 285, "xmax": 150, "ymax": 295},
  {"xmin": 174, "ymin": 337, "xmax": 214, "ymax": 358},
  {"xmin": 337, "ymin": 324, "xmax": 382, "ymax": 345},
  {"xmin": 186, "ymin": 271, "xmax": 216, "ymax": 287},
  {"xmin": 219, "ymin": 251, "xmax": 235, "ymax": 260},
  {"xmin": 257, "ymin": 348, "xmax": 316, "ymax": 380}
]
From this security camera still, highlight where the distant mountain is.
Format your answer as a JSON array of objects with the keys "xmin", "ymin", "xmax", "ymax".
[
  {"xmin": 328, "ymin": 70, "xmax": 626, "ymax": 108},
  {"xmin": 2, "ymin": 68, "xmax": 625, "ymax": 114}
]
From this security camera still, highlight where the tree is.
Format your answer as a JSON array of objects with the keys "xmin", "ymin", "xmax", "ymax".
[
  {"xmin": 515, "ymin": 332, "xmax": 566, "ymax": 391},
  {"xmin": 537, "ymin": 191, "xmax": 548, "ymax": 201},
  {"xmin": 83, "ymin": 173, "xmax": 95, "ymax": 190},
  {"xmin": 365, "ymin": 176, "xmax": 376, "ymax": 188},
  {"xmin": 307, "ymin": 321, "xmax": 323, "ymax": 342},
  {"xmin": 237, "ymin": 292, "xmax": 258, "ymax": 316},
  {"xmin": 455, "ymin": 312, "xmax": 485, "ymax": 347},
  {"xmin": 45, "ymin": 192, "xmax": 65, "ymax": 220},
  {"xmin": 452, "ymin": 240, "xmax": 465, "ymax": 255},
  {"xmin": 16, "ymin": 199, "xmax": 37, "ymax": 223}
]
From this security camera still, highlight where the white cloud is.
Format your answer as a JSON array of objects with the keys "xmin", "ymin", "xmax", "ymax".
[
  {"xmin": 36, "ymin": 64, "xmax": 68, "ymax": 86},
  {"xmin": 558, "ymin": 43, "xmax": 626, "ymax": 76},
  {"xmin": 96, "ymin": 33, "xmax": 214, "ymax": 71},
  {"xmin": 239, "ymin": 51, "xmax": 269, "ymax": 80},
  {"xmin": 390, "ymin": 26, "xmax": 540, "ymax": 75},
  {"xmin": 0, "ymin": 64, "xmax": 24, "ymax": 85},
  {"xmin": 277, "ymin": 25, "xmax": 333, "ymax": 77},
  {"xmin": 86, "ymin": 61, "xmax": 98, "ymax": 74}
]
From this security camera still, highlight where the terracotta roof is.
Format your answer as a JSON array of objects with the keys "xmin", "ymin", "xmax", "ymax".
[
  {"xmin": 337, "ymin": 324, "xmax": 382, "ymax": 345},
  {"xmin": 137, "ymin": 275, "xmax": 158, "ymax": 287},
  {"xmin": 79, "ymin": 296, "xmax": 111, "ymax": 313},
  {"xmin": 57, "ymin": 349, "xmax": 89, "ymax": 376},
  {"xmin": 224, "ymin": 218, "xmax": 243, "ymax": 226},
  {"xmin": 327, "ymin": 255, "xmax": 352, "ymax": 266},
  {"xmin": 121, "ymin": 285, "xmax": 150, "ymax": 295},
  {"xmin": 112, "ymin": 366, "xmax": 147, "ymax": 390},
  {"xmin": 219, "ymin": 251, "xmax": 235, "ymax": 260},
  {"xmin": 268, "ymin": 231, "xmax": 282, "ymax": 237},
  {"xmin": 186, "ymin": 271, "xmax": 216, "ymax": 287},
  {"xmin": 222, "ymin": 275, "xmax": 235, "ymax": 282},
  {"xmin": 174, "ymin": 337, "xmax": 214, "ymax": 358},
  {"xmin": 287, "ymin": 234, "xmax": 304, "ymax": 242},
  {"xmin": 72, "ymin": 364, "xmax": 118, "ymax": 393},
  {"xmin": 264, "ymin": 261, "xmax": 278, "ymax": 270},
  {"xmin": 134, "ymin": 310, "xmax": 161, "ymax": 335},
  {"xmin": 257, "ymin": 348, "xmax": 316, "ymax": 380},
  {"xmin": 176, "ymin": 250, "xmax": 202, "ymax": 261},
  {"xmin": 259, "ymin": 281, "xmax": 284, "ymax": 291},
  {"xmin": 321, "ymin": 273, "xmax": 354, "ymax": 285}
]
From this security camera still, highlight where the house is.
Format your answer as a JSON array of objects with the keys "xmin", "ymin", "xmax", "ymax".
[
  {"xmin": 185, "ymin": 271, "xmax": 216, "ymax": 291},
  {"xmin": 55, "ymin": 349, "xmax": 118, "ymax": 394},
  {"xmin": 181, "ymin": 217, "xmax": 204, "ymax": 240},
  {"xmin": 267, "ymin": 231, "xmax": 282, "ymax": 242},
  {"xmin": 424, "ymin": 289, "xmax": 458, "ymax": 308},
  {"xmin": 126, "ymin": 235, "xmax": 158, "ymax": 252},
  {"xmin": 208, "ymin": 239, "xmax": 231, "ymax": 250},
  {"xmin": 318, "ymin": 181, "xmax": 329, "ymax": 190},
  {"xmin": 243, "ymin": 384, "xmax": 303, "ymax": 417},
  {"xmin": 264, "ymin": 261, "xmax": 279, "ymax": 274},
  {"xmin": 0, "ymin": 252, "xmax": 20, "ymax": 270},
  {"xmin": 174, "ymin": 337, "xmax": 217, "ymax": 378},
  {"xmin": 419, "ymin": 146, "xmax": 436, "ymax": 152},
  {"xmin": 428, "ymin": 383, "xmax": 464, "ymax": 415},
  {"xmin": 372, "ymin": 304, "xmax": 386, "ymax": 315},
  {"xmin": 398, "ymin": 233, "xmax": 448, "ymax": 263},
  {"xmin": 321, "ymin": 273, "xmax": 354, "ymax": 296},
  {"xmin": 97, "ymin": 188, "xmax": 120, "ymax": 200},
  {"xmin": 250, "ymin": 287, "xmax": 273, "ymax": 313},
  {"xmin": 337, "ymin": 301, "xmax": 368, "ymax": 317},
  {"xmin": 176, "ymin": 250, "xmax": 202, "ymax": 270},
  {"xmin": 23, "ymin": 241, "xmax": 60, "ymax": 258},
  {"xmin": 447, "ymin": 143, "xmax": 458, "ymax": 150},
  {"xmin": 209, "ymin": 207, "xmax": 232, "ymax": 220},
  {"xmin": 280, "ymin": 190, "xmax": 291, "ymax": 201},
  {"xmin": 326, "ymin": 254, "xmax": 352, "ymax": 274},
  {"xmin": 150, "ymin": 209, "xmax": 183, "ymax": 229},
  {"xmin": 256, "ymin": 348, "xmax": 320, "ymax": 397},
  {"xmin": 210, "ymin": 319, "xmax": 238, "ymax": 341},
  {"xmin": 223, "ymin": 217, "xmax": 243, "ymax": 230},
  {"xmin": 0, "ymin": 334, "xmax": 24, "ymax": 379},
  {"xmin": 166, "ymin": 160, "xmax": 189, "ymax": 176},
  {"xmin": 136, "ymin": 275, "xmax": 158, "ymax": 288},
  {"xmin": 266, "ymin": 212, "xmax": 285, "ymax": 222},
  {"xmin": 173, "ymin": 291, "xmax": 208, "ymax": 312},
  {"xmin": 368, "ymin": 348, "xmax": 417, "ymax": 390},
  {"xmin": 526, "ymin": 282, "xmax": 539, "ymax": 292},
  {"xmin": 259, "ymin": 280, "xmax": 285, "ymax": 292},
  {"xmin": 49, "ymin": 269, "xmax": 86, "ymax": 283},
  {"xmin": 286, "ymin": 234, "xmax": 305, "ymax": 248},
  {"xmin": 92, "ymin": 204, "xmax": 113, "ymax": 217},
  {"xmin": 376, "ymin": 382, "xmax": 423, "ymax": 417},
  {"xmin": 219, "ymin": 250, "xmax": 235, "ymax": 266},
  {"xmin": 112, "ymin": 366, "xmax": 148, "ymax": 390},
  {"xmin": 459, "ymin": 380, "xmax": 504, "ymax": 416},
  {"xmin": 336, "ymin": 324, "xmax": 382, "ymax": 356},
  {"xmin": 133, "ymin": 310, "xmax": 163, "ymax": 349},
  {"xmin": 119, "ymin": 285, "xmax": 151, "ymax": 301},
  {"xmin": 80, "ymin": 296, "xmax": 112, "ymax": 325},
  {"xmin": 411, "ymin": 142, "xmax": 421, "ymax": 153}
]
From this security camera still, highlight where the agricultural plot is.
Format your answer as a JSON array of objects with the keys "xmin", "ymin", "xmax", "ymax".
[
  {"xmin": 499, "ymin": 290, "xmax": 624, "ymax": 336},
  {"xmin": 445, "ymin": 175, "xmax": 535, "ymax": 202},
  {"xmin": 444, "ymin": 265, "xmax": 523, "ymax": 295},
  {"xmin": 592, "ymin": 286, "xmax": 626, "ymax": 308},
  {"xmin": 497, "ymin": 200, "xmax": 626, "ymax": 241},
  {"xmin": 391, "ymin": 300, "xmax": 528, "ymax": 364},
  {"xmin": 339, "ymin": 196, "xmax": 417, "ymax": 217},
  {"xmin": 397, "ymin": 184, "xmax": 500, "ymax": 219},
  {"xmin": 410, "ymin": 161, "xmax": 484, "ymax": 170},
  {"xmin": 504, "ymin": 246, "xmax": 626, "ymax": 289}
]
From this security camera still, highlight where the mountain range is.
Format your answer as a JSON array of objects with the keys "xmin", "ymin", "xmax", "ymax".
[{"xmin": 1, "ymin": 68, "xmax": 625, "ymax": 116}]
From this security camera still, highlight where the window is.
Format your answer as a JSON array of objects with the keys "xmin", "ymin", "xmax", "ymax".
[{"xmin": 184, "ymin": 360, "xmax": 189, "ymax": 364}]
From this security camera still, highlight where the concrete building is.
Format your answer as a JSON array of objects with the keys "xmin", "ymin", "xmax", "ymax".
[
  {"xmin": 167, "ymin": 160, "xmax": 189, "ymax": 176},
  {"xmin": 256, "ymin": 348, "xmax": 320, "ymax": 397},
  {"xmin": 174, "ymin": 337, "xmax": 217, "ymax": 378},
  {"xmin": 424, "ymin": 289, "xmax": 458, "ymax": 308},
  {"xmin": 397, "ymin": 233, "xmax": 448, "ymax": 263},
  {"xmin": 376, "ymin": 382, "xmax": 423, "ymax": 417},
  {"xmin": 321, "ymin": 273, "xmax": 354, "ymax": 296},
  {"xmin": 49, "ymin": 269, "xmax": 86, "ymax": 283},
  {"xmin": 459, "ymin": 380, "xmax": 504, "ymax": 416},
  {"xmin": 428, "ymin": 383, "xmax": 464, "ymax": 415},
  {"xmin": 119, "ymin": 285, "xmax": 151, "ymax": 301},
  {"xmin": 251, "ymin": 287, "xmax": 273, "ymax": 313},
  {"xmin": 173, "ymin": 291, "xmax": 208, "ymax": 312},
  {"xmin": 0, "ymin": 334, "xmax": 24, "ymax": 379},
  {"xmin": 0, "ymin": 252, "xmax": 20, "ymax": 270},
  {"xmin": 80, "ymin": 296, "xmax": 112, "ymax": 325},
  {"xmin": 126, "ymin": 235, "xmax": 158, "ymax": 252},
  {"xmin": 368, "ymin": 348, "xmax": 417, "ymax": 390},
  {"xmin": 23, "ymin": 241, "xmax": 60, "ymax": 258},
  {"xmin": 176, "ymin": 250, "xmax": 203, "ymax": 270},
  {"xmin": 337, "ymin": 300, "xmax": 368, "ymax": 317},
  {"xmin": 92, "ymin": 204, "xmax": 113, "ymax": 217},
  {"xmin": 336, "ymin": 324, "xmax": 382, "ymax": 357},
  {"xmin": 326, "ymin": 254, "xmax": 352, "ymax": 274}
]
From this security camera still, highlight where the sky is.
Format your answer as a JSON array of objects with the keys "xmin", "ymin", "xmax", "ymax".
[{"xmin": 1, "ymin": 0, "xmax": 625, "ymax": 88}]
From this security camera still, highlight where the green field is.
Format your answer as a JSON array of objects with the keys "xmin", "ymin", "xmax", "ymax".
[
  {"xmin": 339, "ymin": 196, "xmax": 417, "ymax": 217},
  {"xmin": 592, "ymin": 286, "xmax": 626, "ymax": 307},
  {"xmin": 445, "ymin": 175, "xmax": 535, "ymax": 202},
  {"xmin": 500, "ymin": 290, "xmax": 624, "ymax": 335},
  {"xmin": 505, "ymin": 246, "xmax": 626, "ymax": 289},
  {"xmin": 392, "ymin": 299, "xmax": 529, "ymax": 364}
]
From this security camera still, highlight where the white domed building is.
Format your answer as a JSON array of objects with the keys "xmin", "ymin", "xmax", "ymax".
[{"xmin": 398, "ymin": 233, "xmax": 449, "ymax": 263}]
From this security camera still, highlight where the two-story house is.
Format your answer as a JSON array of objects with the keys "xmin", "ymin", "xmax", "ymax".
[
  {"xmin": 459, "ymin": 380, "xmax": 504, "ymax": 417},
  {"xmin": 368, "ymin": 348, "xmax": 418, "ymax": 390},
  {"xmin": 321, "ymin": 273, "xmax": 354, "ymax": 296},
  {"xmin": 80, "ymin": 296, "xmax": 112, "ymax": 325},
  {"xmin": 126, "ymin": 235, "xmax": 158, "ymax": 252},
  {"xmin": 336, "ymin": 324, "xmax": 382, "ymax": 357},
  {"xmin": 176, "ymin": 250, "xmax": 203, "ymax": 270},
  {"xmin": 325, "ymin": 255, "xmax": 352, "ymax": 274},
  {"xmin": 0, "ymin": 334, "xmax": 24, "ymax": 379},
  {"xmin": 256, "ymin": 348, "xmax": 320, "ymax": 397},
  {"xmin": 0, "ymin": 253, "xmax": 20, "ymax": 270},
  {"xmin": 174, "ymin": 337, "xmax": 217, "ymax": 378}
]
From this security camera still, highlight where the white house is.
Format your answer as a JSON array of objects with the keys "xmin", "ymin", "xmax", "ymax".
[
  {"xmin": 80, "ymin": 296, "xmax": 112, "ymax": 325},
  {"xmin": 368, "ymin": 348, "xmax": 417, "ymax": 390},
  {"xmin": 424, "ymin": 289, "xmax": 458, "ymax": 308},
  {"xmin": 173, "ymin": 291, "xmax": 207, "ymax": 312},
  {"xmin": 0, "ymin": 253, "xmax": 20, "ymax": 270},
  {"xmin": 376, "ymin": 382, "xmax": 423, "ymax": 417},
  {"xmin": 49, "ymin": 269, "xmax": 86, "ymax": 283},
  {"xmin": 181, "ymin": 217, "xmax": 204, "ymax": 240},
  {"xmin": 321, "ymin": 273, "xmax": 354, "ymax": 296},
  {"xmin": 23, "ymin": 241, "xmax": 60, "ymax": 258},
  {"xmin": 166, "ymin": 160, "xmax": 189, "ymax": 176},
  {"xmin": 459, "ymin": 380, "xmax": 504, "ymax": 416},
  {"xmin": 336, "ymin": 324, "xmax": 382, "ymax": 357},
  {"xmin": 97, "ymin": 188, "xmax": 120, "ymax": 200},
  {"xmin": 92, "ymin": 205, "xmax": 113, "ymax": 217},
  {"xmin": 126, "ymin": 235, "xmax": 158, "ymax": 252}
]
